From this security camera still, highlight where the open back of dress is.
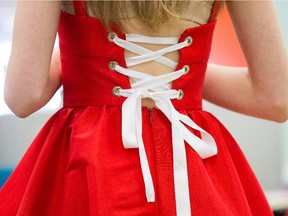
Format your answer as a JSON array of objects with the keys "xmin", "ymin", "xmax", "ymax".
[{"xmin": 0, "ymin": 1, "xmax": 273, "ymax": 216}]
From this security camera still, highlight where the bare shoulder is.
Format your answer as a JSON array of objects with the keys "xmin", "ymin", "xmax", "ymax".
[
  {"xmin": 8, "ymin": 0, "xmax": 62, "ymax": 80},
  {"xmin": 225, "ymin": 1, "xmax": 277, "ymax": 36},
  {"xmin": 225, "ymin": 1, "xmax": 285, "ymax": 70},
  {"xmin": 10, "ymin": 1, "xmax": 62, "ymax": 59}
]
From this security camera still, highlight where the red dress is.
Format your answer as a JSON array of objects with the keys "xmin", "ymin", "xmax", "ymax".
[{"xmin": 0, "ymin": 1, "xmax": 273, "ymax": 215}]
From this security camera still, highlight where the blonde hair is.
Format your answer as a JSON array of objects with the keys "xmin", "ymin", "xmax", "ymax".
[{"xmin": 87, "ymin": 1, "xmax": 225, "ymax": 31}]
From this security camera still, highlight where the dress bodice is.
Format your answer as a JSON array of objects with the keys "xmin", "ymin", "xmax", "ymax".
[{"xmin": 58, "ymin": 6, "xmax": 217, "ymax": 110}]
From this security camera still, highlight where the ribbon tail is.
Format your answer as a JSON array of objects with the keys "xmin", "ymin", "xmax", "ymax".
[
  {"xmin": 121, "ymin": 91, "xmax": 139, "ymax": 148},
  {"xmin": 137, "ymin": 136, "xmax": 156, "ymax": 202},
  {"xmin": 154, "ymin": 97, "xmax": 192, "ymax": 216},
  {"xmin": 135, "ymin": 92, "xmax": 155, "ymax": 202},
  {"xmin": 179, "ymin": 113, "xmax": 218, "ymax": 159},
  {"xmin": 171, "ymin": 108, "xmax": 192, "ymax": 216},
  {"xmin": 122, "ymin": 89, "xmax": 155, "ymax": 202}
]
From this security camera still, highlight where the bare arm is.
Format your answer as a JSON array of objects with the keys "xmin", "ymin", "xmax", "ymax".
[
  {"xmin": 4, "ymin": 1, "xmax": 62, "ymax": 118},
  {"xmin": 203, "ymin": 1, "xmax": 288, "ymax": 122}
]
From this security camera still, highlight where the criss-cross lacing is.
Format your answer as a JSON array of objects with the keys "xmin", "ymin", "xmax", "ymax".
[{"xmin": 108, "ymin": 32, "xmax": 218, "ymax": 216}]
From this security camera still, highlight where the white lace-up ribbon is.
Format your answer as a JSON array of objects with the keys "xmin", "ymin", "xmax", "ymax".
[{"xmin": 110, "ymin": 33, "xmax": 218, "ymax": 216}]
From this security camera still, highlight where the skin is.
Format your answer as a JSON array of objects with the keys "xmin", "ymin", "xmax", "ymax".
[
  {"xmin": 5, "ymin": 1, "xmax": 62, "ymax": 117},
  {"xmin": 4, "ymin": 0, "xmax": 288, "ymax": 122},
  {"xmin": 204, "ymin": 1, "xmax": 288, "ymax": 122}
]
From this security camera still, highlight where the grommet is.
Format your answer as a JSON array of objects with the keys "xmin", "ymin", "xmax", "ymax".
[
  {"xmin": 112, "ymin": 86, "xmax": 122, "ymax": 97},
  {"xmin": 108, "ymin": 61, "xmax": 118, "ymax": 71},
  {"xmin": 183, "ymin": 65, "xmax": 190, "ymax": 74},
  {"xmin": 177, "ymin": 89, "xmax": 184, "ymax": 100},
  {"xmin": 107, "ymin": 32, "xmax": 118, "ymax": 42},
  {"xmin": 185, "ymin": 36, "xmax": 193, "ymax": 46}
]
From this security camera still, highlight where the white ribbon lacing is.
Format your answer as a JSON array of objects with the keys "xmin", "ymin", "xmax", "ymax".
[{"xmin": 109, "ymin": 33, "xmax": 218, "ymax": 216}]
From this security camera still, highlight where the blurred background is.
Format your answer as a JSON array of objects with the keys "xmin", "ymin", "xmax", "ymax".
[{"xmin": 0, "ymin": 1, "xmax": 288, "ymax": 214}]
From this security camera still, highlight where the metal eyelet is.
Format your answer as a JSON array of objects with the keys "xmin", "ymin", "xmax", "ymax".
[
  {"xmin": 177, "ymin": 89, "xmax": 184, "ymax": 100},
  {"xmin": 112, "ymin": 86, "xmax": 122, "ymax": 97},
  {"xmin": 185, "ymin": 36, "xmax": 193, "ymax": 46},
  {"xmin": 108, "ymin": 61, "xmax": 118, "ymax": 71},
  {"xmin": 183, "ymin": 65, "xmax": 190, "ymax": 74},
  {"xmin": 107, "ymin": 32, "xmax": 118, "ymax": 42}
]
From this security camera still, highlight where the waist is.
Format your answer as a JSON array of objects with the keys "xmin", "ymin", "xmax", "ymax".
[
  {"xmin": 63, "ymin": 87, "xmax": 203, "ymax": 110},
  {"xmin": 61, "ymin": 54, "xmax": 205, "ymax": 110},
  {"xmin": 63, "ymin": 90, "xmax": 202, "ymax": 110}
]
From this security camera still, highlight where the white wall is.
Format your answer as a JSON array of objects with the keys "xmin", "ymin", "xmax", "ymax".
[
  {"xmin": 274, "ymin": 1, "xmax": 288, "ymax": 188},
  {"xmin": 0, "ymin": 112, "xmax": 54, "ymax": 168}
]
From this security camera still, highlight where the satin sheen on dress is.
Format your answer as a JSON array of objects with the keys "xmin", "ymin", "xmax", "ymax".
[{"xmin": 0, "ymin": 1, "xmax": 273, "ymax": 215}]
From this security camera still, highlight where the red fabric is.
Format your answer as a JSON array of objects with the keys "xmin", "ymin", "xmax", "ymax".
[
  {"xmin": 0, "ymin": 2, "xmax": 273, "ymax": 216},
  {"xmin": 73, "ymin": 0, "xmax": 87, "ymax": 17},
  {"xmin": 209, "ymin": 0, "xmax": 221, "ymax": 22}
]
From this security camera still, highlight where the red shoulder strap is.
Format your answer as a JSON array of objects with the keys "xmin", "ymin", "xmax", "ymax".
[
  {"xmin": 73, "ymin": 0, "xmax": 87, "ymax": 16},
  {"xmin": 209, "ymin": 0, "xmax": 221, "ymax": 22}
]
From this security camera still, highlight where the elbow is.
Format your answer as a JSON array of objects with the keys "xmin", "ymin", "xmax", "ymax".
[
  {"xmin": 274, "ymin": 109, "xmax": 288, "ymax": 123},
  {"xmin": 12, "ymin": 109, "xmax": 34, "ymax": 119},
  {"xmin": 268, "ymin": 98, "xmax": 288, "ymax": 123},
  {"xmin": 4, "ymin": 91, "xmax": 41, "ymax": 118},
  {"xmin": 4, "ymin": 97, "xmax": 33, "ymax": 118},
  {"xmin": 11, "ymin": 111, "xmax": 32, "ymax": 119}
]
